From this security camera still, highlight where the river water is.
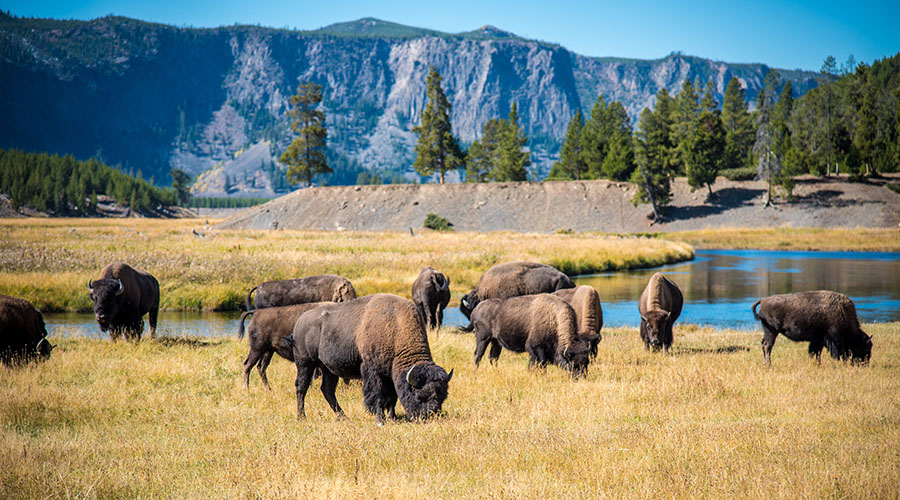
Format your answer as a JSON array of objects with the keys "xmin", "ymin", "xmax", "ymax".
[{"xmin": 45, "ymin": 249, "xmax": 900, "ymax": 338}]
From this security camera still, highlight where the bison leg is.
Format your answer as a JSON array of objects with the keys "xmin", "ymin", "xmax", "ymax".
[
  {"xmin": 242, "ymin": 348, "xmax": 265, "ymax": 389},
  {"xmin": 488, "ymin": 340, "xmax": 502, "ymax": 365},
  {"xmin": 294, "ymin": 362, "xmax": 316, "ymax": 420},
  {"xmin": 256, "ymin": 350, "xmax": 275, "ymax": 390},
  {"xmin": 639, "ymin": 320, "xmax": 650, "ymax": 350},
  {"xmin": 436, "ymin": 306, "xmax": 444, "ymax": 330},
  {"xmin": 761, "ymin": 324, "xmax": 779, "ymax": 365},
  {"xmin": 473, "ymin": 337, "xmax": 491, "ymax": 369},
  {"xmin": 424, "ymin": 302, "xmax": 436, "ymax": 330},
  {"xmin": 148, "ymin": 307, "xmax": 158, "ymax": 339},
  {"xmin": 808, "ymin": 340, "xmax": 824, "ymax": 363},
  {"xmin": 361, "ymin": 365, "xmax": 389, "ymax": 425},
  {"xmin": 319, "ymin": 369, "xmax": 346, "ymax": 420}
]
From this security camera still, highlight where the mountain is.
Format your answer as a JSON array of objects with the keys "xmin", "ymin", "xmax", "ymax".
[{"xmin": 0, "ymin": 13, "xmax": 821, "ymax": 194}]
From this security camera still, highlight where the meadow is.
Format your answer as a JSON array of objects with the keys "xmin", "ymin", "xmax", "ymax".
[
  {"xmin": 665, "ymin": 227, "xmax": 900, "ymax": 252},
  {"xmin": 2, "ymin": 322, "xmax": 898, "ymax": 499},
  {"xmin": 0, "ymin": 218, "xmax": 694, "ymax": 312}
]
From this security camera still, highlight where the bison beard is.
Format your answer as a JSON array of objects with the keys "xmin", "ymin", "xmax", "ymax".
[
  {"xmin": 290, "ymin": 294, "xmax": 452, "ymax": 425},
  {"xmin": 752, "ymin": 290, "xmax": 873, "ymax": 365}
]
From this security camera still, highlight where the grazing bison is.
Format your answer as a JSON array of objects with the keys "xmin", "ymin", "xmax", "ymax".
[
  {"xmin": 752, "ymin": 290, "xmax": 872, "ymax": 365},
  {"xmin": 289, "ymin": 294, "xmax": 452, "ymax": 424},
  {"xmin": 0, "ymin": 294, "xmax": 52, "ymax": 365},
  {"xmin": 554, "ymin": 285, "xmax": 603, "ymax": 356},
  {"xmin": 460, "ymin": 261, "xmax": 574, "ymax": 323},
  {"xmin": 245, "ymin": 275, "xmax": 356, "ymax": 311},
  {"xmin": 470, "ymin": 294, "xmax": 597, "ymax": 377},
  {"xmin": 412, "ymin": 267, "xmax": 451, "ymax": 329},
  {"xmin": 237, "ymin": 302, "xmax": 330, "ymax": 389},
  {"xmin": 88, "ymin": 262, "xmax": 159, "ymax": 341},
  {"xmin": 638, "ymin": 272, "xmax": 683, "ymax": 353}
]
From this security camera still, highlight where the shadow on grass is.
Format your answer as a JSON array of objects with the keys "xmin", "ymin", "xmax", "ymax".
[
  {"xmin": 675, "ymin": 345, "xmax": 751, "ymax": 355},
  {"xmin": 151, "ymin": 335, "xmax": 214, "ymax": 348}
]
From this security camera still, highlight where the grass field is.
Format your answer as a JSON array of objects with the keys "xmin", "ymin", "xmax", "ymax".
[
  {"xmin": 665, "ymin": 227, "xmax": 900, "ymax": 252},
  {"xmin": 2, "ymin": 322, "xmax": 898, "ymax": 499},
  {"xmin": 0, "ymin": 218, "xmax": 694, "ymax": 313}
]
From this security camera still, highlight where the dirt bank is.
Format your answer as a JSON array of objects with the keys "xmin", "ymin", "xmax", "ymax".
[{"xmin": 218, "ymin": 175, "xmax": 900, "ymax": 233}]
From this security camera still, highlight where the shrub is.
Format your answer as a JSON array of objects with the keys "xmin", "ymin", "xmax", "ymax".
[
  {"xmin": 720, "ymin": 167, "xmax": 757, "ymax": 181},
  {"xmin": 423, "ymin": 212, "xmax": 453, "ymax": 231},
  {"xmin": 887, "ymin": 183, "xmax": 900, "ymax": 195}
]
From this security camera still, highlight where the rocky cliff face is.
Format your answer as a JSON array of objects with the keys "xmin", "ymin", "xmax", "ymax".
[{"xmin": 0, "ymin": 14, "xmax": 820, "ymax": 192}]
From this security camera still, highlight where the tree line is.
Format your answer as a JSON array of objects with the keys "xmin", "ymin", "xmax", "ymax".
[{"xmin": 0, "ymin": 149, "xmax": 179, "ymax": 215}]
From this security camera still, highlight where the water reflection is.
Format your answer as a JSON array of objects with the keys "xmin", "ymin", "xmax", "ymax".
[{"xmin": 46, "ymin": 249, "xmax": 900, "ymax": 337}]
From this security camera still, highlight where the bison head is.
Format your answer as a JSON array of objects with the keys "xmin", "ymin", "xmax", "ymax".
[
  {"xmin": 397, "ymin": 363, "xmax": 453, "ymax": 421},
  {"xmin": 558, "ymin": 338, "xmax": 594, "ymax": 378},
  {"xmin": 641, "ymin": 310, "xmax": 670, "ymax": 349},
  {"xmin": 459, "ymin": 291, "xmax": 478, "ymax": 319},
  {"xmin": 88, "ymin": 278, "xmax": 125, "ymax": 331},
  {"xmin": 849, "ymin": 331, "xmax": 873, "ymax": 364}
]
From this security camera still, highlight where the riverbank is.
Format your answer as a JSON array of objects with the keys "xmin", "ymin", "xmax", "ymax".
[
  {"xmin": 3, "ymin": 322, "xmax": 898, "ymax": 498},
  {"xmin": 0, "ymin": 218, "xmax": 693, "ymax": 312},
  {"xmin": 665, "ymin": 227, "xmax": 900, "ymax": 252}
]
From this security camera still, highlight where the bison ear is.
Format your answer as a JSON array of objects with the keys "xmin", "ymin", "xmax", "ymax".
[{"xmin": 406, "ymin": 365, "xmax": 424, "ymax": 388}]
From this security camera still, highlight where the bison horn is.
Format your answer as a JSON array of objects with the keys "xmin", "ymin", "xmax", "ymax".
[
  {"xmin": 563, "ymin": 346, "xmax": 571, "ymax": 360},
  {"xmin": 88, "ymin": 279, "xmax": 94, "ymax": 289},
  {"xmin": 115, "ymin": 279, "xmax": 124, "ymax": 295},
  {"xmin": 446, "ymin": 368, "xmax": 453, "ymax": 382},
  {"xmin": 405, "ymin": 366, "xmax": 422, "ymax": 388}
]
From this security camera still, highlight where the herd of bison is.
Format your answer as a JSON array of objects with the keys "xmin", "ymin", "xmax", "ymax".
[{"xmin": 1, "ymin": 259, "xmax": 874, "ymax": 424}]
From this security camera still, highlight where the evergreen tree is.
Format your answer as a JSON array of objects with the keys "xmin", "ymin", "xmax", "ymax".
[
  {"xmin": 412, "ymin": 67, "xmax": 464, "ymax": 184},
  {"xmin": 685, "ymin": 80, "xmax": 726, "ymax": 197},
  {"xmin": 600, "ymin": 101, "xmax": 636, "ymax": 180},
  {"xmin": 819, "ymin": 56, "xmax": 839, "ymax": 176},
  {"xmin": 773, "ymin": 81, "xmax": 801, "ymax": 197},
  {"xmin": 582, "ymin": 95, "xmax": 609, "ymax": 178},
  {"xmin": 721, "ymin": 76, "xmax": 755, "ymax": 171},
  {"xmin": 672, "ymin": 78, "xmax": 700, "ymax": 174},
  {"xmin": 170, "ymin": 168, "xmax": 192, "ymax": 207},
  {"xmin": 753, "ymin": 70, "xmax": 782, "ymax": 206},
  {"xmin": 280, "ymin": 82, "xmax": 330, "ymax": 187},
  {"xmin": 549, "ymin": 109, "xmax": 586, "ymax": 180},
  {"xmin": 631, "ymin": 94, "xmax": 676, "ymax": 220},
  {"xmin": 465, "ymin": 139, "xmax": 490, "ymax": 183},
  {"xmin": 493, "ymin": 102, "xmax": 530, "ymax": 181}
]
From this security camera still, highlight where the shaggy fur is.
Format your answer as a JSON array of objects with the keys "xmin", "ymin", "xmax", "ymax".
[
  {"xmin": 0, "ymin": 294, "xmax": 52, "ymax": 365},
  {"xmin": 554, "ymin": 285, "xmax": 603, "ymax": 356},
  {"xmin": 412, "ymin": 267, "xmax": 451, "ymax": 329},
  {"xmin": 752, "ymin": 290, "xmax": 873, "ymax": 365},
  {"xmin": 88, "ymin": 262, "xmax": 159, "ymax": 341},
  {"xmin": 245, "ymin": 275, "xmax": 356, "ymax": 311},
  {"xmin": 638, "ymin": 273, "xmax": 683, "ymax": 354},
  {"xmin": 460, "ymin": 261, "xmax": 574, "ymax": 323},
  {"xmin": 470, "ymin": 294, "xmax": 597, "ymax": 377},
  {"xmin": 290, "ymin": 294, "xmax": 452, "ymax": 424},
  {"xmin": 237, "ymin": 302, "xmax": 329, "ymax": 389}
]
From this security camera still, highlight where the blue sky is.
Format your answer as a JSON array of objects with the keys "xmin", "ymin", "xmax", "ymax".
[{"xmin": 6, "ymin": 0, "xmax": 899, "ymax": 70}]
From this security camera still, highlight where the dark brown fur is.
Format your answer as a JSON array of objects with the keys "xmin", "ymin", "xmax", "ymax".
[
  {"xmin": 470, "ymin": 294, "xmax": 597, "ymax": 377},
  {"xmin": 0, "ymin": 294, "xmax": 52, "ymax": 365},
  {"xmin": 460, "ymin": 261, "xmax": 574, "ymax": 323},
  {"xmin": 237, "ymin": 302, "xmax": 330, "ymax": 389},
  {"xmin": 553, "ymin": 285, "xmax": 603, "ymax": 356},
  {"xmin": 638, "ymin": 273, "xmax": 683, "ymax": 354},
  {"xmin": 290, "ymin": 294, "xmax": 452, "ymax": 424},
  {"xmin": 88, "ymin": 262, "xmax": 159, "ymax": 341},
  {"xmin": 752, "ymin": 290, "xmax": 872, "ymax": 365},
  {"xmin": 245, "ymin": 275, "xmax": 356, "ymax": 311},
  {"xmin": 412, "ymin": 267, "xmax": 451, "ymax": 329}
]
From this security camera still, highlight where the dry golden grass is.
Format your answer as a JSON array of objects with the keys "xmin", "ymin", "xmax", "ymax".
[
  {"xmin": 0, "ymin": 218, "xmax": 693, "ymax": 312},
  {"xmin": 666, "ymin": 227, "xmax": 900, "ymax": 252},
  {"xmin": 2, "ymin": 322, "xmax": 898, "ymax": 499}
]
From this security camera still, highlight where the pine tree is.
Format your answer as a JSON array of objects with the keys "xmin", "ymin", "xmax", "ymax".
[
  {"xmin": 582, "ymin": 95, "xmax": 609, "ymax": 178},
  {"xmin": 280, "ymin": 82, "xmax": 330, "ymax": 187},
  {"xmin": 549, "ymin": 109, "xmax": 586, "ymax": 180},
  {"xmin": 599, "ymin": 101, "xmax": 636, "ymax": 180},
  {"xmin": 632, "ymin": 93, "xmax": 676, "ymax": 220},
  {"xmin": 493, "ymin": 102, "xmax": 530, "ymax": 181},
  {"xmin": 672, "ymin": 78, "xmax": 700, "ymax": 175},
  {"xmin": 819, "ymin": 56, "xmax": 839, "ymax": 176},
  {"xmin": 412, "ymin": 67, "xmax": 464, "ymax": 184},
  {"xmin": 721, "ymin": 76, "xmax": 755, "ymax": 171},
  {"xmin": 685, "ymin": 80, "xmax": 725, "ymax": 198},
  {"xmin": 170, "ymin": 168, "xmax": 192, "ymax": 207},
  {"xmin": 773, "ymin": 81, "xmax": 800, "ymax": 197},
  {"xmin": 753, "ymin": 70, "xmax": 782, "ymax": 207}
]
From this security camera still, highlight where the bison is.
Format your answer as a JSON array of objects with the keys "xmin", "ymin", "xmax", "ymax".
[
  {"xmin": 470, "ymin": 293, "xmax": 597, "ymax": 377},
  {"xmin": 553, "ymin": 285, "xmax": 603, "ymax": 356},
  {"xmin": 752, "ymin": 290, "xmax": 872, "ymax": 365},
  {"xmin": 88, "ymin": 262, "xmax": 159, "ymax": 341},
  {"xmin": 289, "ymin": 294, "xmax": 452, "ymax": 425},
  {"xmin": 460, "ymin": 261, "xmax": 574, "ymax": 324},
  {"xmin": 412, "ymin": 267, "xmax": 451, "ymax": 329},
  {"xmin": 1, "ymin": 294, "xmax": 52, "ymax": 365},
  {"xmin": 237, "ymin": 302, "xmax": 330, "ymax": 389},
  {"xmin": 638, "ymin": 272, "xmax": 683, "ymax": 353},
  {"xmin": 245, "ymin": 274, "xmax": 356, "ymax": 311}
]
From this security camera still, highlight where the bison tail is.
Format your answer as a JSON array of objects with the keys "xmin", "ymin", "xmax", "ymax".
[
  {"xmin": 237, "ymin": 310, "xmax": 254, "ymax": 339},
  {"xmin": 751, "ymin": 299, "xmax": 762, "ymax": 321},
  {"xmin": 245, "ymin": 286, "xmax": 258, "ymax": 312}
]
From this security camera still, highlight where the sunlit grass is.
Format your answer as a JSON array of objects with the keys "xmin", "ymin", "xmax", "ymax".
[
  {"xmin": 2, "ymin": 322, "xmax": 898, "ymax": 498},
  {"xmin": 0, "ymin": 218, "xmax": 694, "ymax": 312},
  {"xmin": 667, "ymin": 227, "xmax": 900, "ymax": 252}
]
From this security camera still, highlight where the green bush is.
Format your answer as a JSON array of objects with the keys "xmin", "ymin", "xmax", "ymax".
[
  {"xmin": 887, "ymin": 183, "xmax": 900, "ymax": 194},
  {"xmin": 423, "ymin": 212, "xmax": 453, "ymax": 231},
  {"xmin": 720, "ymin": 167, "xmax": 757, "ymax": 181}
]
